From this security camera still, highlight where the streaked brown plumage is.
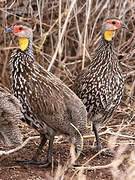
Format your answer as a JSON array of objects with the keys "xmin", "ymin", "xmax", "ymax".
[
  {"xmin": 6, "ymin": 22, "xmax": 87, "ymax": 167},
  {"xmin": 73, "ymin": 18, "xmax": 127, "ymax": 154},
  {"xmin": 0, "ymin": 85, "xmax": 23, "ymax": 147}
]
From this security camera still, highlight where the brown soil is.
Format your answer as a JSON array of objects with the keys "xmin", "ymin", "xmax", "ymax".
[
  {"xmin": 0, "ymin": 135, "xmax": 114, "ymax": 180},
  {"xmin": 0, "ymin": 1, "xmax": 135, "ymax": 179},
  {"xmin": 0, "ymin": 111, "xmax": 134, "ymax": 180}
]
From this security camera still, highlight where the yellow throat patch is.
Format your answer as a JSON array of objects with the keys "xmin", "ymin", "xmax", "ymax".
[
  {"xmin": 104, "ymin": 30, "xmax": 116, "ymax": 41},
  {"xmin": 18, "ymin": 37, "xmax": 29, "ymax": 51}
]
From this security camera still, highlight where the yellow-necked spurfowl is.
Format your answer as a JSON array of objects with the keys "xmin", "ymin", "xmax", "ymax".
[
  {"xmin": 6, "ymin": 22, "xmax": 87, "ymax": 167},
  {"xmin": 73, "ymin": 18, "xmax": 128, "ymax": 155}
]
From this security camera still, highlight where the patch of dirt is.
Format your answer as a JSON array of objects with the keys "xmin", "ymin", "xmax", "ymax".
[
  {"xmin": 0, "ymin": 117, "xmax": 134, "ymax": 180},
  {"xmin": 0, "ymin": 1, "xmax": 135, "ymax": 179}
]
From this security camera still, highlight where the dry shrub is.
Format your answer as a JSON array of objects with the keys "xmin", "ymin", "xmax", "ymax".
[
  {"xmin": 0, "ymin": 0, "xmax": 135, "ymax": 179},
  {"xmin": 0, "ymin": 0, "xmax": 134, "ymax": 88}
]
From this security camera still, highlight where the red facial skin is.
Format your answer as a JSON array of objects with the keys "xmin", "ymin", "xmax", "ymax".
[
  {"xmin": 108, "ymin": 20, "xmax": 125, "ymax": 31},
  {"xmin": 109, "ymin": 20, "xmax": 120, "ymax": 26},
  {"xmin": 12, "ymin": 26, "xmax": 27, "ymax": 33}
]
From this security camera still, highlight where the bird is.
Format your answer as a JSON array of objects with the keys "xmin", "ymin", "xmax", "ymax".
[
  {"xmin": 72, "ymin": 18, "xmax": 128, "ymax": 155},
  {"xmin": 6, "ymin": 22, "xmax": 87, "ymax": 167},
  {"xmin": 0, "ymin": 84, "xmax": 23, "ymax": 147}
]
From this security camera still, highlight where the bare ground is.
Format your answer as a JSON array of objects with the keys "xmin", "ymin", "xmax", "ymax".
[
  {"xmin": 0, "ymin": 0, "xmax": 135, "ymax": 179},
  {"xmin": 0, "ymin": 107, "xmax": 134, "ymax": 180}
]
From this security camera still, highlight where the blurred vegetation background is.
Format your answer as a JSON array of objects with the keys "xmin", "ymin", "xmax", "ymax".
[
  {"xmin": 0, "ymin": 1, "xmax": 135, "ymax": 179},
  {"xmin": 0, "ymin": 0, "xmax": 134, "ymax": 119}
]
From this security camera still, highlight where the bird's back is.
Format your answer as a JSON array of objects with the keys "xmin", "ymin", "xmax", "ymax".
[
  {"xmin": 0, "ymin": 86, "xmax": 23, "ymax": 146},
  {"xmin": 10, "ymin": 49, "xmax": 87, "ymax": 136},
  {"xmin": 29, "ymin": 62, "xmax": 87, "ymax": 134},
  {"xmin": 73, "ymin": 40, "xmax": 124, "ymax": 124}
]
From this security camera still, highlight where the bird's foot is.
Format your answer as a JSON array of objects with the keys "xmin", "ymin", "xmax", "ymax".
[
  {"xmin": 100, "ymin": 150, "xmax": 114, "ymax": 157},
  {"xmin": 72, "ymin": 164, "xmax": 82, "ymax": 168},
  {"xmin": 15, "ymin": 159, "xmax": 51, "ymax": 167},
  {"xmin": 38, "ymin": 160, "xmax": 51, "ymax": 167},
  {"xmin": 15, "ymin": 159, "xmax": 38, "ymax": 164},
  {"xmin": 91, "ymin": 147, "xmax": 114, "ymax": 157}
]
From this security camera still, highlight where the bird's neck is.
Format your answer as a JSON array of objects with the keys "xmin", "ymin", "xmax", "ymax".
[
  {"xmin": 103, "ymin": 30, "xmax": 116, "ymax": 41},
  {"xmin": 18, "ymin": 37, "xmax": 33, "ymax": 56},
  {"xmin": 10, "ymin": 37, "xmax": 34, "ymax": 98},
  {"xmin": 97, "ymin": 35, "xmax": 113, "ymax": 53},
  {"xmin": 18, "ymin": 37, "xmax": 29, "ymax": 51},
  {"xmin": 90, "ymin": 35, "xmax": 116, "ymax": 69}
]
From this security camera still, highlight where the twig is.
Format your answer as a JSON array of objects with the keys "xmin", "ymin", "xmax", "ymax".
[
  {"xmin": 71, "ymin": 147, "xmax": 116, "ymax": 179},
  {"xmin": 126, "ymin": 79, "xmax": 135, "ymax": 104},
  {"xmin": 73, "ymin": 4, "xmax": 82, "ymax": 56},
  {"xmin": 126, "ymin": 70, "xmax": 135, "ymax": 78},
  {"xmin": 0, "ymin": 136, "xmax": 40, "ymax": 156},
  {"xmin": 63, "ymin": 55, "xmax": 82, "ymax": 63},
  {"xmin": 36, "ymin": 0, "xmax": 42, "ymax": 37},
  {"xmin": 84, "ymin": 130, "xmax": 135, "ymax": 140},
  {"xmin": 0, "ymin": 128, "xmax": 134, "ymax": 157},
  {"xmin": 82, "ymin": 0, "xmax": 91, "ymax": 70},
  {"xmin": 47, "ymin": 0, "xmax": 77, "ymax": 71},
  {"xmin": 58, "ymin": 0, "xmax": 62, "ymax": 64},
  {"xmin": 73, "ymin": 161, "xmax": 119, "ymax": 170},
  {"xmin": 70, "ymin": 122, "xmax": 84, "ymax": 162}
]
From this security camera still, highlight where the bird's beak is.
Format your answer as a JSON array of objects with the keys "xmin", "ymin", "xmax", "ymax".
[
  {"xmin": 5, "ymin": 27, "xmax": 13, "ymax": 33},
  {"xmin": 121, "ymin": 23, "xmax": 128, "ymax": 29}
]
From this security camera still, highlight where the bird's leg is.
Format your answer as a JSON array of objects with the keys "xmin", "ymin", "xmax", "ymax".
[
  {"xmin": 71, "ymin": 135, "xmax": 83, "ymax": 167},
  {"xmin": 31, "ymin": 134, "xmax": 47, "ymax": 162},
  {"xmin": 93, "ymin": 123, "xmax": 102, "ymax": 150},
  {"xmin": 92, "ymin": 123, "xmax": 114, "ymax": 157},
  {"xmin": 16, "ymin": 134, "xmax": 47, "ymax": 164},
  {"xmin": 16, "ymin": 135, "xmax": 54, "ymax": 167},
  {"xmin": 39, "ymin": 137, "xmax": 54, "ymax": 167},
  {"xmin": 72, "ymin": 146, "xmax": 82, "ymax": 168}
]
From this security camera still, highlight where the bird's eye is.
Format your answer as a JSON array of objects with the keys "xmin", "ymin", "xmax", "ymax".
[
  {"xmin": 18, "ymin": 27, "xmax": 23, "ymax": 31},
  {"xmin": 112, "ymin": 21, "xmax": 116, "ymax": 25}
]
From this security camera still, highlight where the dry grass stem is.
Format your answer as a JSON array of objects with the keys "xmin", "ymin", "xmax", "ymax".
[
  {"xmin": 0, "ymin": 136, "xmax": 40, "ymax": 156},
  {"xmin": 0, "ymin": 0, "xmax": 135, "ymax": 179},
  {"xmin": 47, "ymin": 0, "xmax": 77, "ymax": 71}
]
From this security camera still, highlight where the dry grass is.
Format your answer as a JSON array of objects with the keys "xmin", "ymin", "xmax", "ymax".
[{"xmin": 0, "ymin": 0, "xmax": 135, "ymax": 179}]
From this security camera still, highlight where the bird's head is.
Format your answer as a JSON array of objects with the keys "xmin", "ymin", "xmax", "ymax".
[
  {"xmin": 102, "ymin": 18, "xmax": 128, "ymax": 41},
  {"xmin": 6, "ymin": 22, "xmax": 33, "ymax": 51}
]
